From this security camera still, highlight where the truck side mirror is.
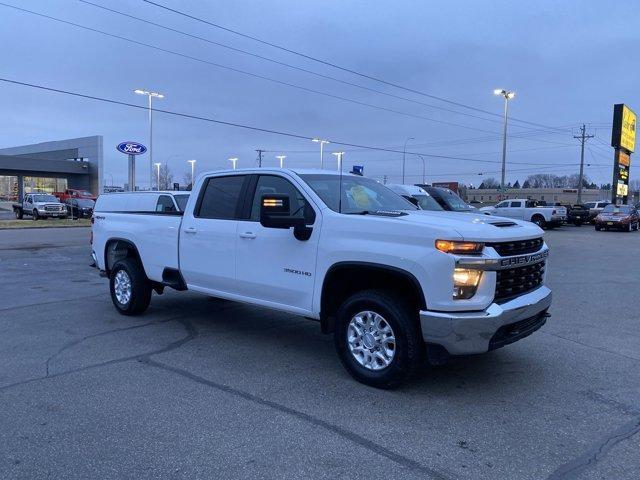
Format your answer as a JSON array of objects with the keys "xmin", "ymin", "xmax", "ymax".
[{"xmin": 260, "ymin": 193, "xmax": 312, "ymax": 241}]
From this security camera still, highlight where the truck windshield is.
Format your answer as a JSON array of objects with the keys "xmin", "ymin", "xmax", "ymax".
[
  {"xmin": 438, "ymin": 190, "xmax": 472, "ymax": 211},
  {"xmin": 75, "ymin": 199, "xmax": 95, "ymax": 207},
  {"xmin": 32, "ymin": 195, "xmax": 58, "ymax": 202},
  {"xmin": 300, "ymin": 174, "xmax": 418, "ymax": 214},
  {"xmin": 413, "ymin": 194, "xmax": 443, "ymax": 211}
]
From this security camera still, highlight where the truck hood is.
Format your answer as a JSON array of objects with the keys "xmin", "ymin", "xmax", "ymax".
[{"xmin": 399, "ymin": 210, "xmax": 544, "ymax": 241}]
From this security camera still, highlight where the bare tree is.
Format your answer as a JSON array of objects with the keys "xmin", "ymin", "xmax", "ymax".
[
  {"xmin": 480, "ymin": 177, "xmax": 499, "ymax": 189},
  {"xmin": 154, "ymin": 163, "xmax": 174, "ymax": 190}
]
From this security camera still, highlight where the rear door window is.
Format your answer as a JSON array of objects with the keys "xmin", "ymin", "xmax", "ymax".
[{"xmin": 196, "ymin": 175, "xmax": 246, "ymax": 219}]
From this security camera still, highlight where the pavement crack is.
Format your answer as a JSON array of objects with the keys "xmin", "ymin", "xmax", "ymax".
[
  {"xmin": 546, "ymin": 416, "xmax": 640, "ymax": 479},
  {"xmin": 44, "ymin": 316, "xmax": 182, "ymax": 377},
  {"xmin": 142, "ymin": 358, "xmax": 452, "ymax": 480},
  {"xmin": 0, "ymin": 316, "xmax": 198, "ymax": 393},
  {"xmin": 0, "ymin": 293, "xmax": 107, "ymax": 314}
]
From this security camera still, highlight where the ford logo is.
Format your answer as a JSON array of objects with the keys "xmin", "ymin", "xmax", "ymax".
[{"xmin": 116, "ymin": 142, "xmax": 147, "ymax": 155}]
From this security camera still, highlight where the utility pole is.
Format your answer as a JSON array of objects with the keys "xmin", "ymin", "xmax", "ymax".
[
  {"xmin": 255, "ymin": 149, "xmax": 264, "ymax": 167},
  {"xmin": 574, "ymin": 124, "xmax": 594, "ymax": 204}
]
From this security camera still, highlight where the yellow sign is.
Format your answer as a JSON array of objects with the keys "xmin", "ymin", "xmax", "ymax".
[
  {"xmin": 617, "ymin": 182, "xmax": 628, "ymax": 196},
  {"xmin": 612, "ymin": 104, "xmax": 636, "ymax": 152}
]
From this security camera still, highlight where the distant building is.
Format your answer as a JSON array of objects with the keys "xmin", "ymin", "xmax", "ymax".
[
  {"xmin": 465, "ymin": 187, "xmax": 611, "ymax": 205},
  {"xmin": 0, "ymin": 136, "xmax": 103, "ymax": 201}
]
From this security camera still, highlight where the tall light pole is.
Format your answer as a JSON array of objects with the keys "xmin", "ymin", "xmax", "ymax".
[
  {"xmin": 134, "ymin": 89, "xmax": 164, "ymax": 190},
  {"xmin": 276, "ymin": 155, "xmax": 286, "ymax": 168},
  {"xmin": 229, "ymin": 157, "xmax": 238, "ymax": 170},
  {"xmin": 418, "ymin": 155, "xmax": 426, "ymax": 184},
  {"xmin": 187, "ymin": 159, "xmax": 196, "ymax": 188},
  {"xmin": 402, "ymin": 137, "xmax": 414, "ymax": 184},
  {"xmin": 154, "ymin": 162, "xmax": 161, "ymax": 190},
  {"xmin": 332, "ymin": 151, "xmax": 345, "ymax": 171},
  {"xmin": 493, "ymin": 89, "xmax": 515, "ymax": 193},
  {"xmin": 312, "ymin": 138, "xmax": 330, "ymax": 169}
]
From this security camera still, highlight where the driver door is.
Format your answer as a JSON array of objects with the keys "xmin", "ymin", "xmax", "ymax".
[{"xmin": 235, "ymin": 174, "xmax": 321, "ymax": 314}]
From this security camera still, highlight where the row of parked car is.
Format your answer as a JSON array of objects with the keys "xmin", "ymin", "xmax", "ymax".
[{"xmin": 388, "ymin": 185, "xmax": 639, "ymax": 232}]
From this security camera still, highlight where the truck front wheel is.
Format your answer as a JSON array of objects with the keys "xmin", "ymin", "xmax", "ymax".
[
  {"xmin": 32, "ymin": 210, "xmax": 39, "ymax": 221},
  {"xmin": 109, "ymin": 258, "xmax": 152, "ymax": 315},
  {"xmin": 334, "ymin": 290, "xmax": 423, "ymax": 389}
]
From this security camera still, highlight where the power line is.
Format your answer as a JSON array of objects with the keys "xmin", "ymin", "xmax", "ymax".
[
  {"xmin": 78, "ymin": 0, "xmax": 541, "ymax": 132},
  {"xmin": 0, "ymin": 76, "xmax": 594, "ymax": 170},
  {"xmin": 140, "ymin": 0, "xmax": 566, "ymax": 132},
  {"xmin": 0, "ymin": 2, "xmax": 505, "ymax": 136}
]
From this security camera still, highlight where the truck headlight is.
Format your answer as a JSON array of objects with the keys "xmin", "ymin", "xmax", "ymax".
[
  {"xmin": 436, "ymin": 240, "xmax": 484, "ymax": 255},
  {"xmin": 453, "ymin": 268, "xmax": 482, "ymax": 299}
]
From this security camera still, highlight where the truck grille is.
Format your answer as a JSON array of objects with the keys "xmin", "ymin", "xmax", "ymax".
[
  {"xmin": 495, "ymin": 261, "xmax": 545, "ymax": 303},
  {"xmin": 45, "ymin": 205, "xmax": 63, "ymax": 212},
  {"xmin": 487, "ymin": 238, "xmax": 543, "ymax": 256}
]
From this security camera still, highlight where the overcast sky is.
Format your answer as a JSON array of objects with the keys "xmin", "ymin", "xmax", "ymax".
[{"xmin": 0, "ymin": 0, "xmax": 638, "ymax": 188}]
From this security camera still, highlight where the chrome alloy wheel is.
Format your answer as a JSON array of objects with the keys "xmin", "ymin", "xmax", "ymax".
[
  {"xmin": 347, "ymin": 311, "xmax": 396, "ymax": 371},
  {"xmin": 114, "ymin": 270, "xmax": 132, "ymax": 305}
]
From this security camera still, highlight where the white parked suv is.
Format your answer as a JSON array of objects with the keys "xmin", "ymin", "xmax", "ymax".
[
  {"xmin": 92, "ymin": 169, "xmax": 552, "ymax": 388},
  {"xmin": 480, "ymin": 199, "xmax": 567, "ymax": 229}
]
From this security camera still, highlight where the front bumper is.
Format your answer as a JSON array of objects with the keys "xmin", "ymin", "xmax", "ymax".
[{"xmin": 419, "ymin": 286, "xmax": 552, "ymax": 355}]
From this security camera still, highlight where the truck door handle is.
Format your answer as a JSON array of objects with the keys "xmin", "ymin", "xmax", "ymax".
[
  {"xmin": 184, "ymin": 227, "xmax": 197, "ymax": 234},
  {"xmin": 239, "ymin": 232, "xmax": 257, "ymax": 239}
]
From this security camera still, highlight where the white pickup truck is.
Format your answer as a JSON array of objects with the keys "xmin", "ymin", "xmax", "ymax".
[
  {"xmin": 92, "ymin": 169, "xmax": 552, "ymax": 388},
  {"xmin": 479, "ymin": 199, "xmax": 567, "ymax": 229}
]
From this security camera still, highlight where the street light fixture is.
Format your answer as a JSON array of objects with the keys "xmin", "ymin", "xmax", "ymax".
[
  {"xmin": 187, "ymin": 159, "xmax": 196, "ymax": 188},
  {"xmin": 134, "ymin": 89, "xmax": 164, "ymax": 191},
  {"xmin": 418, "ymin": 155, "xmax": 426, "ymax": 184},
  {"xmin": 332, "ymin": 151, "xmax": 345, "ymax": 171},
  {"xmin": 493, "ymin": 89, "xmax": 515, "ymax": 193},
  {"xmin": 402, "ymin": 137, "xmax": 414, "ymax": 184},
  {"xmin": 229, "ymin": 157, "xmax": 238, "ymax": 170},
  {"xmin": 154, "ymin": 162, "xmax": 162, "ymax": 191},
  {"xmin": 276, "ymin": 155, "xmax": 286, "ymax": 168},
  {"xmin": 312, "ymin": 138, "xmax": 330, "ymax": 169}
]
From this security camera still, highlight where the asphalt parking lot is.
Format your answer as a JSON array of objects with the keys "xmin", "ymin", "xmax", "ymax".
[{"xmin": 0, "ymin": 226, "xmax": 638, "ymax": 479}]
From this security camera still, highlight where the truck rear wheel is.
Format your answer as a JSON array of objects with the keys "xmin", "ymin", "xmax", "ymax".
[
  {"xmin": 334, "ymin": 290, "xmax": 423, "ymax": 389},
  {"xmin": 15, "ymin": 209, "xmax": 23, "ymax": 220},
  {"xmin": 531, "ymin": 215, "xmax": 546, "ymax": 229},
  {"xmin": 109, "ymin": 258, "xmax": 152, "ymax": 315}
]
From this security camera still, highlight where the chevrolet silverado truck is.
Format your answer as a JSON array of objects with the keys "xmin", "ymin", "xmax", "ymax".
[
  {"xmin": 13, "ymin": 193, "xmax": 68, "ymax": 220},
  {"xmin": 92, "ymin": 169, "xmax": 552, "ymax": 388},
  {"xmin": 480, "ymin": 199, "xmax": 566, "ymax": 229}
]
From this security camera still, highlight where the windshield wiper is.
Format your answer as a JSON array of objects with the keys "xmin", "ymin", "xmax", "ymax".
[{"xmin": 347, "ymin": 210, "xmax": 408, "ymax": 217}]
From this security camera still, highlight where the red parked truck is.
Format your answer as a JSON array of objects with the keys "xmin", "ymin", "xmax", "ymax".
[{"xmin": 53, "ymin": 188, "xmax": 96, "ymax": 202}]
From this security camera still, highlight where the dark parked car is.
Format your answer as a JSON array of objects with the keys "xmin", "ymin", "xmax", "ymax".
[
  {"xmin": 64, "ymin": 198, "xmax": 95, "ymax": 219},
  {"xmin": 594, "ymin": 204, "xmax": 639, "ymax": 232},
  {"xmin": 567, "ymin": 204, "xmax": 590, "ymax": 226},
  {"xmin": 416, "ymin": 185, "xmax": 475, "ymax": 212}
]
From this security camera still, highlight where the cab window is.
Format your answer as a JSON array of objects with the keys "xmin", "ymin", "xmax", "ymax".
[
  {"xmin": 156, "ymin": 195, "xmax": 176, "ymax": 213},
  {"xmin": 249, "ymin": 175, "xmax": 315, "ymax": 224},
  {"xmin": 196, "ymin": 175, "xmax": 246, "ymax": 219},
  {"xmin": 509, "ymin": 201, "xmax": 520, "ymax": 207},
  {"xmin": 495, "ymin": 201, "xmax": 508, "ymax": 208}
]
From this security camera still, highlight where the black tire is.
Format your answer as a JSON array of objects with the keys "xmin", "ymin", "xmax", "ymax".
[
  {"xmin": 32, "ymin": 210, "xmax": 39, "ymax": 221},
  {"xmin": 333, "ymin": 289, "xmax": 423, "ymax": 389},
  {"xmin": 14, "ymin": 209, "xmax": 23, "ymax": 220},
  {"xmin": 109, "ymin": 258, "xmax": 152, "ymax": 316},
  {"xmin": 627, "ymin": 223, "xmax": 633, "ymax": 233},
  {"xmin": 573, "ymin": 222, "xmax": 581, "ymax": 227},
  {"xmin": 595, "ymin": 224, "xmax": 601, "ymax": 231},
  {"xmin": 531, "ymin": 215, "xmax": 546, "ymax": 229}
]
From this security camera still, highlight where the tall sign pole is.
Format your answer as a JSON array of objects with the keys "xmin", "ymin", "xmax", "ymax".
[
  {"xmin": 610, "ymin": 104, "xmax": 636, "ymax": 204},
  {"xmin": 117, "ymin": 142, "xmax": 148, "ymax": 192}
]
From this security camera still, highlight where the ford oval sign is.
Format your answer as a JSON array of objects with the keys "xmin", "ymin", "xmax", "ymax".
[{"xmin": 117, "ymin": 142, "xmax": 147, "ymax": 155}]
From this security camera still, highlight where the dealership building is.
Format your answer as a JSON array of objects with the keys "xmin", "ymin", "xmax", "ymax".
[{"xmin": 0, "ymin": 136, "xmax": 103, "ymax": 201}]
